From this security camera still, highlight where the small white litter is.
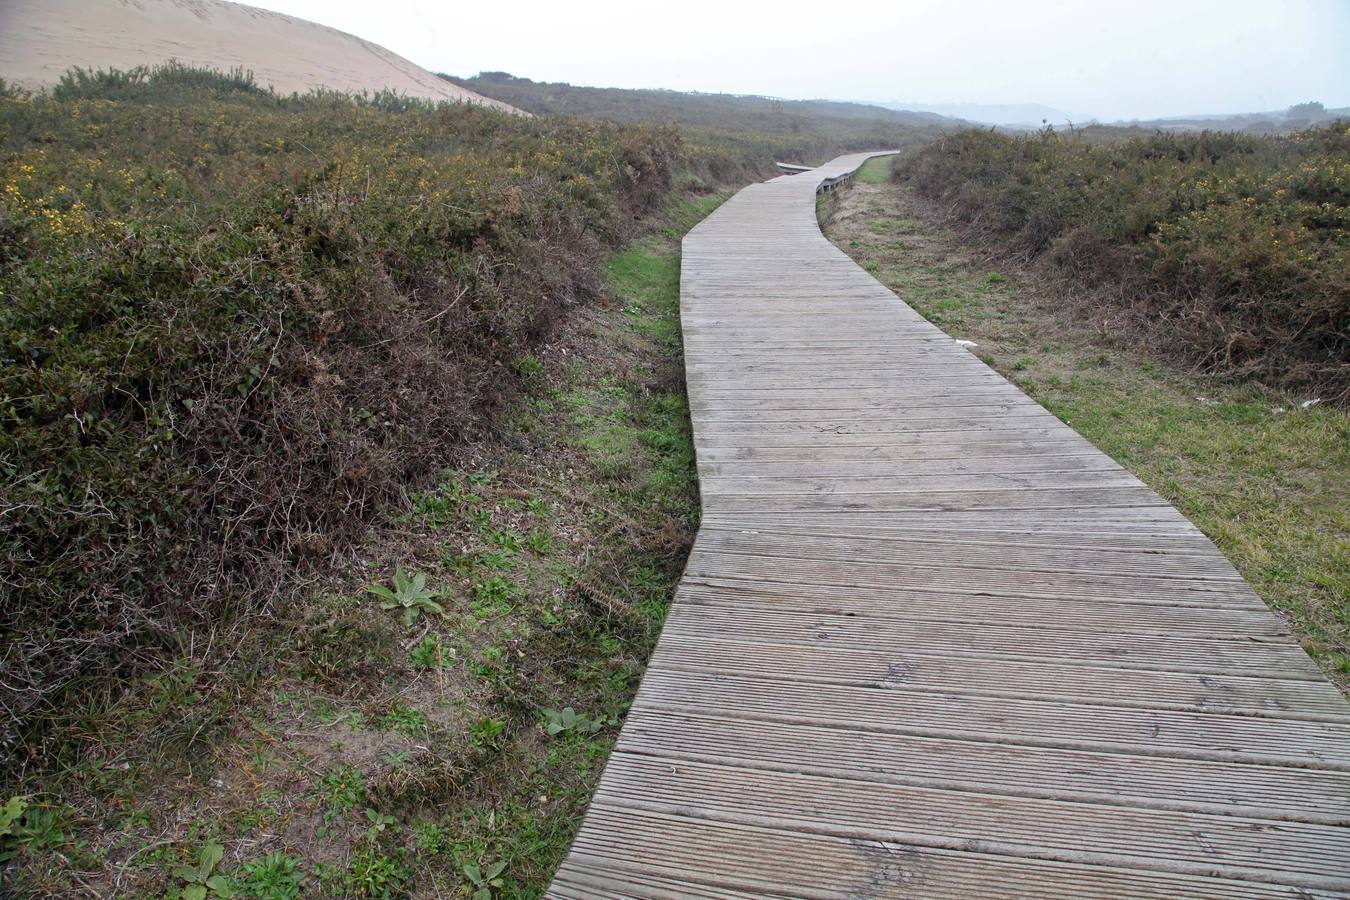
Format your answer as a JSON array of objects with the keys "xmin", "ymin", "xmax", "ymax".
[
  {"xmin": 955, "ymin": 339, "xmax": 978, "ymax": 349},
  {"xmin": 1302, "ymin": 398, "xmax": 1322, "ymax": 410}
]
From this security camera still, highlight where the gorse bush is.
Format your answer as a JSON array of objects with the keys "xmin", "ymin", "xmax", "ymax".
[
  {"xmin": 53, "ymin": 61, "xmax": 266, "ymax": 100},
  {"xmin": 0, "ymin": 65, "xmax": 681, "ymax": 763},
  {"xmin": 897, "ymin": 125, "xmax": 1350, "ymax": 398}
]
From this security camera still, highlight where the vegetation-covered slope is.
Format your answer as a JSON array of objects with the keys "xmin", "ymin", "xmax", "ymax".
[
  {"xmin": 448, "ymin": 72, "xmax": 949, "ymax": 177},
  {"xmin": 0, "ymin": 65, "xmax": 684, "ymax": 765},
  {"xmin": 895, "ymin": 125, "xmax": 1350, "ymax": 399},
  {"xmin": 1111, "ymin": 101, "xmax": 1350, "ymax": 135}
]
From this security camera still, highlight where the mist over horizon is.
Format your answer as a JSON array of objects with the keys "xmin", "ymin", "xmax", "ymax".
[{"xmin": 242, "ymin": 0, "xmax": 1349, "ymax": 122}]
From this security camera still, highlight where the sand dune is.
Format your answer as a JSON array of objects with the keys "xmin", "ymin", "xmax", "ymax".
[{"xmin": 0, "ymin": 0, "xmax": 518, "ymax": 112}]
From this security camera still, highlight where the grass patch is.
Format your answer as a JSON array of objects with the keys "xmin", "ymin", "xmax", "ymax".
[
  {"xmin": 825, "ymin": 178, "xmax": 1350, "ymax": 688},
  {"xmin": 853, "ymin": 155, "xmax": 895, "ymax": 183}
]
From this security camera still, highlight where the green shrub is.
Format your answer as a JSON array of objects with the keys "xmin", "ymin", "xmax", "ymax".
[
  {"xmin": 0, "ymin": 65, "xmax": 682, "ymax": 767},
  {"xmin": 897, "ymin": 124, "xmax": 1350, "ymax": 397},
  {"xmin": 53, "ymin": 61, "xmax": 265, "ymax": 101}
]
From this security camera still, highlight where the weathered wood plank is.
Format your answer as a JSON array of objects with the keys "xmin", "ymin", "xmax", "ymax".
[
  {"xmin": 592, "ymin": 754, "xmax": 1350, "ymax": 889},
  {"xmin": 563, "ymin": 808, "xmax": 1350, "ymax": 899},
  {"xmin": 620, "ymin": 710, "xmax": 1350, "ymax": 825},
  {"xmin": 652, "ymin": 635, "xmax": 1350, "ymax": 721}
]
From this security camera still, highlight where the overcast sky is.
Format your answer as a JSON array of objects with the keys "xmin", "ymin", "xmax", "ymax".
[{"xmin": 248, "ymin": 0, "xmax": 1349, "ymax": 121}]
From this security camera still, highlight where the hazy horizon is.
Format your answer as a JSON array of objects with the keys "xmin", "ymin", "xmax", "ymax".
[{"xmin": 241, "ymin": 0, "xmax": 1350, "ymax": 122}]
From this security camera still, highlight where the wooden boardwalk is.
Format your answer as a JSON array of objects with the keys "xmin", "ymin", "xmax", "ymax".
[{"xmin": 548, "ymin": 153, "xmax": 1350, "ymax": 897}]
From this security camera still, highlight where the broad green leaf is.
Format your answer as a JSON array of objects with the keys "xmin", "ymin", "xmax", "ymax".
[
  {"xmin": 364, "ymin": 584, "xmax": 397, "ymax": 601},
  {"xmin": 205, "ymin": 874, "xmax": 234, "ymax": 896},
  {"xmin": 0, "ymin": 796, "xmax": 27, "ymax": 832},
  {"xmin": 199, "ymin": 842, "xmax": 224, "ymax": 875}
]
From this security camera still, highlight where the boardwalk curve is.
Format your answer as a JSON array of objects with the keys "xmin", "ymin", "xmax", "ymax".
[{"xmin": 548, "ymin": 153, "xmax": 1350, "ymax": 897}]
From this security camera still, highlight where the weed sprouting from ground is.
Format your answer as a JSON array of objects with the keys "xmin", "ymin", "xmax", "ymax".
[
  {"xmin": 364, "ymin": 569, "xmax": 446, "ymax": 626},
  {"xmin": 231, "ymin": 850, "xmax": 307, "ymax": 898}
]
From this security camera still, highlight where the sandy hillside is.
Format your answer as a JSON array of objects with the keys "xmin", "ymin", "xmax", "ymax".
[{"xmin": 0, "ymin": 0, "xmax": 518, "ymax": 112}]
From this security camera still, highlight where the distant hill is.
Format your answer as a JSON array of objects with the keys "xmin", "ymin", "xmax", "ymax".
[
  {"xmin": 0, "ymin": 0, "xmax": 518, "ymax": 111},
  {"xmin": 1109, "ymin": 102, "xmax": 1349, "ymax": 134},
  {"xmin": 877, "ymin": 101, "xmax": 1350, "ymax": 135},
  {"xmin": 881, "ymin": 101, "xmax": 1083, "ymax": 128},
  {"xmin": 446, "ymin": 72, "xmax": 955, "ymax": 164}
]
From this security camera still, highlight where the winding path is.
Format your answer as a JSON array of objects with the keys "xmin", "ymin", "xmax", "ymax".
[{"xmin": 548, "ymin": 153, "xmax": 1350, "ymax": 897}]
